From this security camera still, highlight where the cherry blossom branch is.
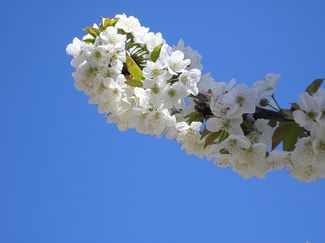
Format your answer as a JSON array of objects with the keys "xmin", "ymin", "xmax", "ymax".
[{"xmin": 66, "ymin": 14, "xmax": 325, "ymax": 182}]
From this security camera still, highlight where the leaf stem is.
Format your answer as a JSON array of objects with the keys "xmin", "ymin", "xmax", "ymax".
[{"xmin": 271, "ymin": 95, "xmax": 282, "ymax": 111}]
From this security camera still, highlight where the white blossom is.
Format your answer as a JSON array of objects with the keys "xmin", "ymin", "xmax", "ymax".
[
  {"xmin": 66, "ymin": 37, "xmax": 83, "ymax": 57},
  {"xmin": 97, "ymin": 27, "xmax": 126, "ymax": 51},
  {"xmin": 178, "ymin": 69, "xmax": 201, "ymax": 95},
  {"xmin": 254, "ymin": 73, "xmax": 280, "ymax": 97},
  {"xmin": 115, "ymin": 14, "xmax": 141, "ymax": 33},
  {"xmin": 143, "ymin": 61, "xmax": 172, "ymax": 87},
  {"xmin": 67, "ymin": 14, "xmax": 325, "ymax": 182},
  {"xmin": 311, "ymin": 123, "xmax": 325, "ymax": 154},
  {"xmin": 161, "ymin": 83, "xmax": 187, "ymax": 109},
  {"xmin": 293, "ymin": 92, "xmax": 320, "ymax": 131},
  {"xmin": 166, "ymin": 50, "xmax": 191, "ymax": 75},
  {"xmin": 250, "ymin": 119, "xmax": 275, "ymax": 147},
  {"xmin": 198, "ymin": 75, "xmax": 236, "ymax": 97},
  {"xmin": 223, "ymin": 84, "xmax": 258, "ymax": 118},
  {"xmin": 206, "ymin": 117, "xmax": 243, "ymax": 136},
  {"xmin": 173, "ymin": 39, "xmax": 202, "ymax": 70},
  {"xmin": 145, "ymin": 32, "xmax": 165, "ymax": 52}
]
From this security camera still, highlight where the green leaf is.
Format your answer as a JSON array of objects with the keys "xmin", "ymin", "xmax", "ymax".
[
  {"xmin": 126, "ymin": 52, "xmax": 144, "ymax": 81},
  {"xmin": 281, "ymin": 109, "xmax": 293, "ymax": 120},
  {"xmin": 204, "ymin": 131, "xmax": 222, "ymax": 148},
  {"xmin": 272, "ymin": 122, "xmax": 303, "ymax": 151},
  {"xmin": 218, "ymin": 130, "xmax": 229, "ymax": 143},
  {"xmin": 150, "ymin": 44, "xmax": 163, "ymax": 62},
  {"xmin": 185, "ymin": 112, "xmax": 204, "ymax": 124},
  {"xmin": 83, "ymin": 38, "xmax": 95, "ymax": 44},
  {"xmin": 290, "ymin": 102, "xmax": 301, "ymax": 111},
  {"xmin": 83, "ymin": 27, "xmax": 100, "ymax": 38},
  {"xmin": 100, "ymin": 16, "xmax": 105, "ymax": 30},
  {"xmin": 125, "ymin": 78, "xmax": 143, "ymax": 87},
  {"xmin": 99, "ymin": 17, "xmax": 119, "ymax": 31},
  {"xmin": 268, "ymin": 120, "xmax": 278, "ymax": 128},
  {"xmin": 99, "ymin": 16, "xmax": 106, "ymax": 31},
  {"xmin": 103, "ymin": 17, "xmax": 111, "ymax": 27},
  {"xmin": 109, "ymin": 18, "xmax": 119, "ymax": 27},
  {"xmin": 200, "ymin": 127, "xmax": 210, "ymax": 139},
  {"xmin": 306, "ymin": 79, "xmax": 324, "ymax": 95},
  {"xmin": 219, "ymin": 148, "xmax": 230, "ymax": 154}
]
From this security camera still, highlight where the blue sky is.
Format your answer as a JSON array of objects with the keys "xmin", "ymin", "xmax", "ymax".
[{"xmin": 1, "ymin": 0, "xmax": 325, "ymax": 242}]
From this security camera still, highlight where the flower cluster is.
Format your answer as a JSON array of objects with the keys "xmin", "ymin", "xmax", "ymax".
[{"xmin": 67, "ymin": 14, "xmax": 325, "ymax": 182}]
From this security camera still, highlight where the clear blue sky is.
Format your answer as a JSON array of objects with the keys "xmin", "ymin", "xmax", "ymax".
[{"xmin": 1, "ymin": 0, "xmax": 325, "ymax": 242}]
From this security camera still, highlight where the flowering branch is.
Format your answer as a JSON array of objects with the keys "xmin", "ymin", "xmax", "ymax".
[{"xmin": 66, "ymin": 14, "xmax": 325, "ymax": 182}]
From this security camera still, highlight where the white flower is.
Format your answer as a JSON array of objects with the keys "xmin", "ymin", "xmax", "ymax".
[
  {"xmin": 266, "ymin": 151, "xmax": 291, "ymax": 170},
  {"xmin": 254, "ymin": 73, "xmax": 280, "ymax": 97},
  {"xmin": 173, "ymin": 39, "xmax": 202, "ymax": 70},
  {"xmin": 233, "ymin": 143, "xmax": 267, "ymax": 179},
  {"xmin": 166, "ymin": 50, "xmax": 191, "ymax": 75},
  {"xmin": 209, "ymin": 96, "xmax": 225, "ymax": 117},
  {"xmin": 176, "ymin": 121, "xmax": 202, "ymax": 132},
  {"xmin": 104, "ymin": 78, "xmax": 125, "ymax": 97},
  {"xmin": 72, "ymin": 61, "xmax": 98, "ymax": 93},
  {"xmin": 133, "ymin": 26, "xmax": 150, "ymax": 44},
  {"xmin": 66, "ymin": 38, "xmax": 88, "ymax": 68},
  {"xmin": 143, "ymin": 61, "xmax": 172, "ymax": 87},
  {"xmin": 147, "ymin": 84, "xmax": 164, "ymax": 108},
  {"xmin": 161, "ymin": 83, "xmax": 187, "ymax": 109},
  {"xmin": 126, "ymin": 109, "xmax": 143, "ymax": 129},
  {"xmin": 311, "ymin": 123, "xmax": 325, "ymax": 153},
  {"xmin": 97, "ymin": 27, "xmax": 126, "ymax": 51},
  {"xmin": 155, "ymin": 44, "xmax": 172, "ymax": 65},
  {"xmin": 145, "ymin": 32, "xmax": 164, "ymax": 52},
  {"xmin": 198, "ymin": 73, "xmax": 215, "ymax": 93},
  {"xmin": 98, "ymin": 78, "xmax": 126, "ymax": 113},
  {"xmin": 66, "ymin": 37, "xmax": 83, "ymax": 57},
  {"xmin": 206, "ymin": 117, "xmax": 243, "ymax": 136},
  {"xmin": 145, "ymin": 109, "xmax": 176, "ymax": 137},
  {"xmin": 290, "ymin": 136, "xmax": 325, "ymax": 181},
  {"xmin": 223, "ymin": 84, "xmax": 258, "ymax": 118},
  {"xmin": 253, "ymin": 119, "xmax": 275, "ymax": 147},
  {"xmin": 115, "ymin": 15, "xmax": 141, "ymax": 33},
  {"xmin": 290, "ymin": 137, "xmax": 318, "ymax": 182},
  {"xmin": 312, "ymin": 153, "xmax": 325, "ymax": 178},
  {"xmin": 315, "ymin": 92, "xmax": 325, "ymax": 122},
  {"xmin": 293, "ymin": 92, "xmax": 320, "ymax": 131},
  {"xmin": 126, "ymin": 87, "xmax": 150, "ymax": 110},
  {"xmin": 198, "ymin": 75, "xmax": 236, "ymax": 97},
  {"xmin": 83, "ymin": 45, "xmax": 111, "ymax": 67},
  {"xmin": 219, "ymin": 135, "xmax": 251, "ymax": 153},
  {"xmin": 178, "ymin": 69, "xmax": 201, "ymax": 95},
  {"xmin": 176, "ymin": 122, "xmax": 205, "ymax": 157}
]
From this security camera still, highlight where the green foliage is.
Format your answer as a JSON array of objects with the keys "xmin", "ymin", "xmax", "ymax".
[
  {"xmin": 290, "ymin": 102, "xmax": 301, "ymax": 110},
  {"xmin": 219, "ymin": 148, "xmax": 230, "ymax": 154},
  {"xmin": 218, "ymin": 130, "xmax": 229, "ymax": 143},
  {"xmin": 200, "ymin": 127, "xmax": 210, "ymax": 139},
  {"xmin": 281, "ymin": 109, "xmax": 294, "ymax": 120},
  {"xmin": 125, "ymin": 77, "xmax": 143, "ymax": 87},
  {"xmin": 100, "ymin": 17, "xmax": 119, "ymax": 31},
  {"xmin": 83, "ymin": 38, "xmax": 95, "ymax": 44},
  {"xmin": 185, "ymin": 112, "xmax": 204, "ymax": 124},
  {"xmin": 305, "ymin": 79, "xmax": 324, "ymax": 95},
  {"xmin": 126, "ymin": 52, "xmax": 144, "ymax": 81},
  {"xmin": 83, "ymin": 27, "xmax": 100, "ymax": 38},
  {"xmin": 272, "ymin": 122, "xmax": 303, "ymax": 151},
  {"xmin": 150, "ymin": 44, "xmax": 163, "ymax": 62},
  {"xmin": 82, "ymin": 17, "xmax": 120, "ymax": 44},
  {"xmin": 204, "ymin": 131, "xmax": 222, "ymax": 148},
  {"xmin": 203, "ymin": 130, "xmax": 229, "ymax": 148}
]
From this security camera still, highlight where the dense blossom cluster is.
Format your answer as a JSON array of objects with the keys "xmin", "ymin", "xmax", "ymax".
[{"xmin": 67, "ymin": 14, "xmax": 325, "ymax": 182}]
